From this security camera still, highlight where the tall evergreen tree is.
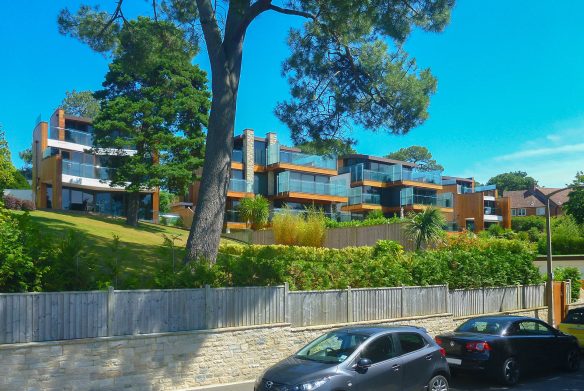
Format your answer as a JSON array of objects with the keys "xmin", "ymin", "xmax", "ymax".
[
  {"xmin": 565, "ymin": 171, "xmax": 584, "ymax": 225},
  {"xmin": 61, "ymin": 90, "xmax": 101, "ymax": 119},
  {"xmin": 386, "ymin": 146, "xmax": 444, "ymax": 172},
  {"xmin": 59, "ymin": 0, "xmax": 455, "ymax": 262},
  {"xmin": 92, "ymin": 17, "xmax": 209, "ymax": 226}
]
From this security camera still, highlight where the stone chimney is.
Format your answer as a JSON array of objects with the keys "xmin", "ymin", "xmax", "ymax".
[{"xmin": 242, "ymin": 129, "xmax": 254, "ymax": 191}]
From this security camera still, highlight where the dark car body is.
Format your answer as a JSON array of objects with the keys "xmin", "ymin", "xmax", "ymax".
[
  {"xmin": 436, "ymin": 315, "xmax": 580, "ymax": 385},
  {"xmin": 254, "ymin": 326, "xmax": 450, "ymax": 391}
]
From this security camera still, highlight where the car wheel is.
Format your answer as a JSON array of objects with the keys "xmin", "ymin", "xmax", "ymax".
[
  {"xmin": 564, "ymin": 349, "xmax": 580, "ymax": 372},
  {"xmin": 427, "ymin": 374, "xmax": 449, "ymax": 391},
  {"xmin": 499, "ymin": 357, "xmax": 520, "ymax": 386}
]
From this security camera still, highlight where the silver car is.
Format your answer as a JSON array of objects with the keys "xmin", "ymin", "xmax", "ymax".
[{"xmin": 255, "ymin": 326, "xmax": 450, "ymax": 391}]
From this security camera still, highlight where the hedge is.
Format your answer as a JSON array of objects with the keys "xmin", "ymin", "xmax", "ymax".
[{"xmin": 212, "ymin": 236, "xmax": 542, "ymax": 290}]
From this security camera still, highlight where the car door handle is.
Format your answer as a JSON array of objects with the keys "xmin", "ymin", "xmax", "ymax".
[
  {"xmin": 392, "ymin": 364, "xmax": 400, "ymax": 371},
  {"xmin": 425, "ymin": 354, "xmax": 433, "ymax": 360}
]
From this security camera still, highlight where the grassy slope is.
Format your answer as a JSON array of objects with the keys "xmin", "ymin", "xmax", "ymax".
[{"xmin": 22, "ymin": 210, "xmax": 229, "ymax": 275}]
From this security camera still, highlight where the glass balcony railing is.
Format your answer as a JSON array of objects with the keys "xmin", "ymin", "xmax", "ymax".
[
  {"xmin": 277, "ymin": 172, "xmax": 347, "ymax": 197},
  {"xmin": 232, "ymin": 150, "xmax": 243, "ymax": 163},
  {"xmin": 228, "ymin": 178, "xmax": 253, "ymax": 193},
  {"xmin": 484, "ymin": 206, "xmax": 502, "ymax": 216},
  {"xmin": 400, "ymin": 189, "xmax": 453, "ymax": 208},
  {"xmin": 62, "ymin": 160, "xmax": 112, "ymax": 180},
  {"xmin": 475, "ymin": 184, "xmax": 497, "ymax": 192},
  {"xmin": 344, "ymin": 163, "xmax": 442, "ymax": 185},
  {"xmin": 348, "ymin": 187, "xmax": 381, "ymax": 205},
  {"xmin": 267, "ymin": 143, "xmax": 337, "ymax": 170},
  {"xmin": 49, "ymin": 127, "xmax": 93, "ymax": 146}
]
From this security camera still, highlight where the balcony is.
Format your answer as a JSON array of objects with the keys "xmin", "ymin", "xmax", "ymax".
[
  {"xmin": 232, "ymin": 150, "xmax": 243, "ymax": 163},
  {"xmin": 228, "ymin": 178, "xmax": 254, "ymax": 195},
  {"xmin": 62, "ymin": 160, "xmax": 112, "ymax": 181},
  {"xmin": 276, "ymin": 172, "xmax": 348, "ymax": 202},
  {"xmin": 484, "ymin": 206, "xmax": 503, "ymax": 222},
  {"xmin": 267, "ymin": 143, "xmax": 337, "ymax": 172},
  {"xmin": 49, "ymin": 127, "xmax": 93, "ymax": 147},
  {"xmin": 344, "ymin": 163, "xmax": 442, "ymax": 187},
  {"xmin": 400, "ymin": 189, "xmax": 453, "ymax": 209}
]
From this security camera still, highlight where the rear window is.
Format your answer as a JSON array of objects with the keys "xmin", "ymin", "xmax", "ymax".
[
  {"xmin": 456, "ymin": 319, "xmax": 505, "ymax": 335},
  {"xmin": 564, "ymin": 311, "xmax": 584, "ymax": 325}
]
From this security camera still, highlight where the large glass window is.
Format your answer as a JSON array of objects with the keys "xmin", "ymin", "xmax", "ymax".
[{"xmin": 46, "ymin": 185, "xmax": 53, "ymax": 208}]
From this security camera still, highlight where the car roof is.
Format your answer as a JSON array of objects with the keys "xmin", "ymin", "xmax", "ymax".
[
  {"xmin": 568, "ymin": 307, "xmax": 584, "ymax": 313},
  {"xmin": 464, "ymin": 315, "xmax": 541, "ymax": 323},
  {"xmin": 333, "ymin": 325, "xmax": 427, "ymax": 337}
]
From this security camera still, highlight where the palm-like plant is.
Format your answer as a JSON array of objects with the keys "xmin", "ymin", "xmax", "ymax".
[
  {"xmin": 404, "ymin": 207, "xmax": 446, "ymax": 250},
  {"xmin": 237, "ymin": 195, "xmax": 270, "ymax": 230}
]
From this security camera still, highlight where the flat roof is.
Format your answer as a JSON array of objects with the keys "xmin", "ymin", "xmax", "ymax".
[{"xmin": 340, "ymin": 154, "xmax": 417, "ymax": 168}]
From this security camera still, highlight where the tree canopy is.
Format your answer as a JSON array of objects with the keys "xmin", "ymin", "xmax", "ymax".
[
  {"xmin": 386, "ymin": 145, "xmax": 443, "ymax": 171},
  {"xmin": 565, "ymin": 171, "xmax": 584, "ymax": 225},
  {"xmin": 61, "ymin": 90, "xmax": 101, "ymax": 119},
  {"xmin": 0, "ymin": 126, "xmax": 25, "ymax": 193},
  {"xmin": 91, "ymin": 17, "xmax": 209, "ymax": 225},
  {"xmin": 59, "ymin": 0, "xmax": 455, "ymax": 262},
  {"xmin": 297, "ymin": 139, "xmax": 357, "ymax": 157},
  {"xmin": 487, "ymin": 171, "xmax": 538, "ymax": 192}
]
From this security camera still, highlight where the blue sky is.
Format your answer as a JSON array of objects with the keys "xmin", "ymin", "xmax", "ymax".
[{"xmin": 1, "ymin": 1, "xmax": 584, "ymax": 187}]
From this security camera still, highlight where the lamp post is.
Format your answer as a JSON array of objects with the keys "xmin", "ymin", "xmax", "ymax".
[{"xmin": 544, "ymin": 186, "xmax": 574, "ymax": 326}]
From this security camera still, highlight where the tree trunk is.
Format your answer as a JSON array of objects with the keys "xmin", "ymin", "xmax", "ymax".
[
  {"xmin": 126, "ymin": 192, "xmax": 140, "ymax": 227},
  {"xmin": 185, "ymin": 37, "xmax": 244, "ymax": 263}
]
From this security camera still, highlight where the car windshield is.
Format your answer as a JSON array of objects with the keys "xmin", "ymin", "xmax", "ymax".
[
  {"xmin": 456, "ymin": 319, "xmax": 506, "ymax": 335},
  {"xmin": 564, "ymin": 311, "xmax": 584, "ymax": 324},
  {"xmin": 296, "ymin": 331, "xmax": 369, "ymax": 363}
]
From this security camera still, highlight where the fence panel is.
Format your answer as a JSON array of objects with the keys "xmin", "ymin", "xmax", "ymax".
[
  {"xmin": 209, "ymin": 286, "xmax": 285, "ymax": 329},
  {"xmin": 289, "ymin": 290, "xmax": 348, "ymax": 326},
  {"xmin": 522, "ymin": 284, "xmax": 546, "ymax": 309},
  {"xmin": 449, "ymin": 289, "xmax": 484, "ymax": 318},
  {"xmin": 351, "ymin": 287, "xmax": 402, "ymax": 322},
  {"xmin": 0, "ymin": 291, "xmax": 108, "ymax": 344},
  {"xmin": 483, "ymin": 286, "xmax": 520, "ymax": 314},
  {"xmin": 403, "ymin": 286, "xmax": 448, "ymax": 317},
  {"xmin": 113, "ymin": 289, "xmax": 206, "ymax": 336}
]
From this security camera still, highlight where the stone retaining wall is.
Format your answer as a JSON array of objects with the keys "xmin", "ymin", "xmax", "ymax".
[{"xmin": 0, "ymin": 307, "xmax": 549, "ymax": 391}]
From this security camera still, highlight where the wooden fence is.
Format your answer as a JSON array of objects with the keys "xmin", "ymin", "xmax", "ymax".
[
  {"xmin": 223, "ymin": 223, "xmax": 413, "ymax": 250},
  {"xmin": 0, "ymin": 284, "xmax": 547, "ymax": 344}
]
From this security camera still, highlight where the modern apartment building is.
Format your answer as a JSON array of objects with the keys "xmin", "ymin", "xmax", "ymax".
[
  {"xmin": 31, "ymin": 109, "xmax": 159, "ymax": 221},
  {"xmin": 185, "ymin": 129, "xmax": 510, "ymax": 232},
  {"xmin": 441, "ymin": 177, "xmax": 511, "ymax": 231}
]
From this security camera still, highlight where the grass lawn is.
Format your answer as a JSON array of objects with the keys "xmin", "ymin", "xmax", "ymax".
[{"xmin": 17, "ymin": 210, "xmax": 234, "ymax": 278}]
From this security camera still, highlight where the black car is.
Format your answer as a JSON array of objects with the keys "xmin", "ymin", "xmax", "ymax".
[
  {"xmin": 254, "ymin": 326, "xmax": 450, "ymax": 391},
  {"xmin": 435, "ymin": 315, "xmax": 580, "ymax": 386}
]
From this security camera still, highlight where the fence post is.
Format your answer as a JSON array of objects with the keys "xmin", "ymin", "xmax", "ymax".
[
  {"xmin": 517, "ymin": 284, "xmax": 522, "ymax": 310},
  {"xmin": 107, "ymin": 286, "xmax": 115, "ymax": 337},
  {"xmin": 444, "ymin": 284, "xmax": 449, "ymax": 314},
  {"xmin": 205, "ymin": 284, "xmax": 213, "ymax": 330},
  {"xmin": 482, "ymin": 288, "xmax": 486, "ymax": 314},
  {"xmin": 284, "ymin": 282, "xmax": 290, "ymax": 324},
  {"xmin": 347, "ymin": 286, "xmax": 353, "ymax": 323},
  {"xmin": 401, "ymin": 285, "xmax": 405, "ymax": 318}
]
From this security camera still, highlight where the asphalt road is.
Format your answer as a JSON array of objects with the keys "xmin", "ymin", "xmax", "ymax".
[
  {"xmin": 450, "ymin": 366, "xmax": 584, "ymax": 391},
  {"xmin": 187, "ymin": 366, "xmax": 584, "ymax": 391}
]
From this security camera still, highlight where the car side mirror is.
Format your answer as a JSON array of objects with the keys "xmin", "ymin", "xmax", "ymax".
[{"xmin": 356, "ymin": 358, "xmax": 372, "ymax": 369}]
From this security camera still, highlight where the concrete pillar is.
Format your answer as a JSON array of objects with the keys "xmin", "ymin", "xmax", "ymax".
[
  {"xmin": 266, "ymin": 132, "xmax": 278, "ymax": 196},
  {"xmin": 243, "ymin": 129, "xmax": 255, "ymax": 191}
]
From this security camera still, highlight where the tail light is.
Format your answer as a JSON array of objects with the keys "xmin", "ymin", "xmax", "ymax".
[
  {"xmin": 465, "ymin": 341, "xmax": 492, "ymax": 352},
  {"xmin": 435, "ymin": 337, "xmax": 443, "ymax": 346},
  {"xmin": 439, "ymin": 347, "xmax": 446, "ymax": 357}
]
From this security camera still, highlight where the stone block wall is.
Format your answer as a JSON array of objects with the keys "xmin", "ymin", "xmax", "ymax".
[{"xmin": 0, "ymin": 308, "xmax": 549, "ymax": 391}]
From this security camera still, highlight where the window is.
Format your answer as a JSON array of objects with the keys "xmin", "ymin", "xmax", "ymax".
[
  {"xmin": 536, "ymin": 207, "xmax": 546, "ymax": 216},
  {"xmin": 510, "ymin": 321, "xmax": 554, "ymax": 336},
  {"xmin": 456, "ymin": 319, "xmax": 504, "ymax": 335},
  {"xmin": 397, "ymin": 333, "xmax": 426, "ymax": 354},
  {"xmin": 512, "ymin": 208, "xmax": 526, "ymax": 216},
  {"xmin": 361, "ymin": 335, "xmax": 397, "ymax": 364},
  {"xmin": 296, "ymin": 331, "xmax": 369, "ymax": 364}
]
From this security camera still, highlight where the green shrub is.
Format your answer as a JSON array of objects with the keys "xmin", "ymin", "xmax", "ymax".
[
  {"xmin": 554, "ymin": 266, "xmax": 582, "ymax": 302},
  {"xmin": 272, "ymin": 207, "xmax": 302, "ymax": 245},
  {"xmin": 238, "ymin": 195, "xmax": 270, "ymax": 230},
  {"xmin": 512, "ymin": 216, "xmax": 545, "ymax": 232},
  {"xmin": 325, "ymin": 216, "xmax": 401, "ymax": 228},
  {"xmin": 298, "ymin": 207, "xmax": 326, "ymax": 247},
  {"xmin": 210, "ymin": 236, "xmax": 541, "ymax": 290},
  {"xmin": 366, "ymin": 210, "xmax": 385, "ymax": 220}
]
